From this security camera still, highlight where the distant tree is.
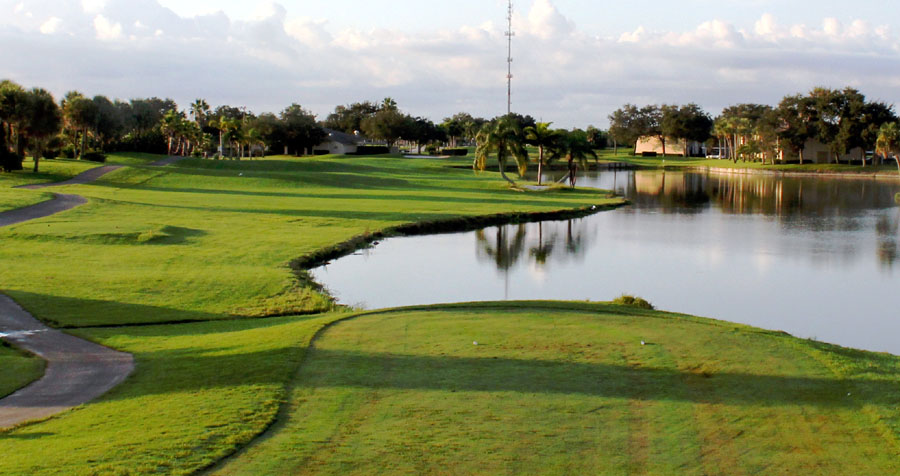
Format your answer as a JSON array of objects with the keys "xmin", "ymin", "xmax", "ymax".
[
  {"xmin": 22, "ymin": 88, "xmax": 62, "ymax": 172},
  {"xmin": 776, "ymin": 94, "xmax": 817, "ymax": 164},
  {"xmin": 360, "ymin": 107, "xmax": 407, "ymax": 150},
  {"xmin": 62, "ymin": 91, "xmax": 99, "ymax": 159},
  {"xmin": 92, "ymin": 95, "xmax": 124, "ymax": 151},
  {"xmin": 607, "ymin": 105, "xmax": 643, "ymax": 155},
  {"xmin": 524, "ymin": 122, "xmax": 560, "ymax": 186},
  {"xmin": 861, "ymin": 102, "xmax": 897, "ymax": 165},
  {"xmin": 280, "ymin": 104, "xmax": 327, "ymax": 156},
  {"xmin": 876, "ymin": 122, "xmax": 900, "ymax": 174},
  {"xmin": 406, "ymin": 116, "xmax": 443, "ymax": 154},
  {"xmin": 190, "ymin": 99, "xmax": 210, "ymax": 128},
  {"xmin": 810, "ymin": 87, "xmax": 843, "ymax": 163},
  {"xmin": 585, "ymin": 126, "xmax": 607, "ymax": 150},
  {"xmin": 381, "ymin": 97, "xmax": 398, "ymax": 111},
  {"xmin": 0, "ymin": 79, "xmax": 28, "ymax": 170},
  {"xmin": 474, "ymin": 116, "xmax": 529, "ymax": 185},
  {"xmin": 505, "ymin": 113, "xmax": 537, "ymax": 132},
  {"xmin": 661, "ymin": 104, "xmax": 712, "ymax": 157},
  {"xmin": 442, "ymin": 112, "xmax": 475, "ymax": 147},
  {"xmin": 550, "ymin": 129, "xmax": 597, "ymax": 187},
  {"xmin": 323, "ymin": 101, "xmax": 378, "ymax": 133}
]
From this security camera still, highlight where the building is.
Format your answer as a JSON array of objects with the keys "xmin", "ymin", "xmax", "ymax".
[
  {"xmin": 637, "ymin": 135, "xmax": 864, "ymax": 164},
  {"xmin": 314, "ymin": 129, "xmax": 366, "ymax": 155},
  {"xmin": 634, "ymin": 136, "xmax": 705, "ymax": 157}
]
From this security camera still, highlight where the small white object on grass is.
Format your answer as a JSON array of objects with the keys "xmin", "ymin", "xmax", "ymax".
[
  {"xmin": 641, "ymin": 340, "xmax": 646, "ymax": 346},
  {"xmin": 239, "ymin": 173, "xmax": 243, "ymax": 176},
  {"xmin": 473, "ymin": 341, "xmax": 478, "ymax": 346}
]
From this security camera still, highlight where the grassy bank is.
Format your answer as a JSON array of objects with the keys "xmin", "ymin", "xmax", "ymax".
[
  {"xmin": 0, "ymin": 153, "xmax": 621, "ymax": 327},
  {"xmin": 0, "ymin": 342, "xmax": 44, "ymax": 399},
  {"xmin": 0, "ymin": 313, "xmax": 345, "ymax": 475},
  {"xmin": 213, "ymin": 302, "xmax": 900, "ymax": 476}
]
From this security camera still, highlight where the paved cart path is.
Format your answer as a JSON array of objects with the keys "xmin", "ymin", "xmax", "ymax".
[
  {"xmin": 0, "ymin": 157, "xmax": 187, "ymax": 428},
  {"xmin": 0, "ymin": 295, "xmax": 134, "ymax": 429}
]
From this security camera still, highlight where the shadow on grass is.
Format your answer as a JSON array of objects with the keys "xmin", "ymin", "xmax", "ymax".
[
  {"xmin": 292, "ymin": 347, "xmax": 899, "ymax": 409},
  {"xmin": 5, "ymin": 291, "xmax": 230, "ymax": 328}
]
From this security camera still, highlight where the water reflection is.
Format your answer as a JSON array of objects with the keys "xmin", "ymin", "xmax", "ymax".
[
  {"xmin": 475, "ymin": 220, "xmax": 589, "ymax": 271},
  {"xmin": 312, "ymin": 170, "xmax": 900, "ymax": 354}
]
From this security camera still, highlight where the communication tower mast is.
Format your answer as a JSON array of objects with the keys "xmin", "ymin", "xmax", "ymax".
[{"xmin": 506, "ymin": 0, "xmax": 515, "ymax": 115}]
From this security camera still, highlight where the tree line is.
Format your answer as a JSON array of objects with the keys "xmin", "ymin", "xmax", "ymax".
[{"xmin": 608, "ymin": 87, "xmax": 900, "ymax": 168}]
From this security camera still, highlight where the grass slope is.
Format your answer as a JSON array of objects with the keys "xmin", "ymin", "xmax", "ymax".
[
  {"xmin": 214, "ymin": 302, "xmax": 900, "ymax": 476},
  {"xmin": 0, "ymin": 313, "xmax": 344, "ymax": 475},
  {"xmin": 0, "ymin": 342, "xmax": 44, "ymax": 399},
  {"xmin": 0, "ymin": 154, "xmax": 620, "ymax": 327}
]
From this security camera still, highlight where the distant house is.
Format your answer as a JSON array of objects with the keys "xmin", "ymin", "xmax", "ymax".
[
  {"xmin": 638, "ymin": 135, "xmax": 864, "ymax": 164},
  {"xmin": 314, "ymin": 129, "xmax": 366, "ymax": 155},
  {"xmin": 635, "ymin": 136, "xmax": 705, "ymax": 157},
  {"xmin": 780, "ymin": 139, "xmax": 864, "ymax": 164}
]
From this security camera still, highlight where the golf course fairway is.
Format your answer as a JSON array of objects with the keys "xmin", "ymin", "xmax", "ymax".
[{"xmin": 213, "ymin": 302, "xmax": 900, "ymax": 476}]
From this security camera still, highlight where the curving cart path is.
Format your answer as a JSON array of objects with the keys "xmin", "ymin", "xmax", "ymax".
[
  {"xmin": 0, "ymin": 157, "xmax": 184, "ymax": 429},
  {"xmin": 0, "ymin": 296, "xmax": 134, "ymax": 429}
]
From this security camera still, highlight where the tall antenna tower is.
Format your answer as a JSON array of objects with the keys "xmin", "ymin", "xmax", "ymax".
[{"xmin": 505, "ymin": 0, "xmax": 515, "ymax": 115}]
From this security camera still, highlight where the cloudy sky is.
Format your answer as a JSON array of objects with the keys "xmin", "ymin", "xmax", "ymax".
[{"xmin": 2, "ymin": 0, "xmax": 899, "ymax": 127}]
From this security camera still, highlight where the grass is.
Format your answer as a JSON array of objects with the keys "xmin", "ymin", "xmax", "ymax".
[
  {"xmin": 0, "ymin": 153, "xmax": 621, "ymax": 327},
  {"xmin": 0, "ymin": 158, "xmax": 101, "ymax": 212},
  {"xmin": 212, "ymin": 302, "xmax": 900, "ymax": 476},
  {"xmin": 0, "ymin": 342, "xmax": 44, "ymax": 399},
  {"xmin": 2, "ymin": 151, "xmax": 898, "ymax": 474},
  {"xmin": 0, "ymin": 313, "xmax": 345, "ymax": 475}
]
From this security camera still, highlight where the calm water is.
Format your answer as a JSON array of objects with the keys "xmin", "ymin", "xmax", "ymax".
[{"xmin": 311, "ymin": 170, "xmax": 900, "ymax": 354}]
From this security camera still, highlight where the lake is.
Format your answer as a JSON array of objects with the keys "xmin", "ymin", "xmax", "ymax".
[{"xmin": 311, "ymin": 169, "xmax": 900, "ymax": 354}]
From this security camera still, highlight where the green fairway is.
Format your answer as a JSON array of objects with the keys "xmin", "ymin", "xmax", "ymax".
[
  {"xmin": 0, "ymin": 313, "xmax": 343, "ymax": 475},
  {"xmin": 0, "ymin": 343, "xmax": 44, "ymax": 399},
  {"xmin": 213, "ymin": 302, "xmax": 900, "ymax": 476},
  {"xmin": 0, "ymin": 154, "xmax": 621, "ymax": 327}
]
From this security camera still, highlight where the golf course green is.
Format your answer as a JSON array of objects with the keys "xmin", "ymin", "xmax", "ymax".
[{"xmin": 0, "ymin": 153, "xmax": 898, "ymax": 475}]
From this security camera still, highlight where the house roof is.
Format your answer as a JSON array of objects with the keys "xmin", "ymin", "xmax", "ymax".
[{"xmin": 322, "ymin": 128, "xmax": 365, "ymax": 146}]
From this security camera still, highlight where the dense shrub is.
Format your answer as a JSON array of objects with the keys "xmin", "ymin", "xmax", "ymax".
[
  {"xmin": 111, "ymin": 131, "xmax": 167, "ymax": 155},
  {"xmin": 441, "ymin": 148, "xmax": 469, "ymax": 156},
  {"xmin": 613, "ymin": 295, "xmax": 655, "ymax": 310},
  {"xmin": 425, "ymin": 144, "xmax": 439, "ymax": 156},
  {"xmin": 0, "ymin": 151, "xmax": 23, "ymax": 172},
  {"xmin": 81, "ymin": 152, "xmax": 107, "ymax": 163},
  {"xmin": 42, "ymin": 149, "xmax": 59, "ymax": 160},
  {"xmin": 352, "ymin": 145, "xmax": 390, "ymax": 155}
]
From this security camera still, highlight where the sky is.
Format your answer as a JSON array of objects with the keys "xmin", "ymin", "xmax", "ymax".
[{"xmin": 2, "ymin": 0, "xmax": 900, "ymax": 128}]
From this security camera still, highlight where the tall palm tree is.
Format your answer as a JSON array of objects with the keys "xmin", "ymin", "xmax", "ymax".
[
  {"xmin": 550, "ymin": 130, "xmax": 597, "ymax": 188},
  {"xmin": 22, "ymin": 88, "xmax": 62, "ymax": 173},
  {"xmin": 474, "ymin": 116, "xmax": 529, "ymax": 185},
  {"xmin": 524, "ymin": 122, "xmax": 559, "ymax": 186},
  {"xmin": 876, "ymin": 122, "xmax": 900, "ymax": 174},
  {"xmin": 190, "ymin": 99, "xmax": 209, "ymax": 127}
]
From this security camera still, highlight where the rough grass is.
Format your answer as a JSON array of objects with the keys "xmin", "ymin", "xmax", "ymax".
[
  {"xmin": 213, "ymin": 302, "xmax": 900, "ymax": 476},
  {"xmin": 0, "ymin": 313, "xmax": 344, "ymax": 475},
  {"xmin": 0, "ymin": 342, "xmax": 44, "ymax": 399},
  {"xmin": 0, "ymin": 154, "xmax": 621, "ymax": 327}
]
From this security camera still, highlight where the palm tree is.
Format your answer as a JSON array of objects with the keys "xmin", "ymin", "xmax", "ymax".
[
  {"xmin": 876, "ymin": 122, "xmax": 900, "ymax": 174},
  {"xmin": 473, "ymin": 116, "xmax": 529, "ymax": 185},
  {"xmin": 160, "ymin": 110, "xmax": 184, "ymax": 156},
  {"xmin": 190, "ymin": 99, "xmax": 209, "ymax": 127},
  {"xmin": 22, "ymin": 88, "xmax": 62, "ymax": 173},
  {"xmin": 524, "ymin": 122, "xmax": 559, "ymax": 186},
  {"xmin": 550, "ymin": 130, "xmax": 597, "ymax": 188}
]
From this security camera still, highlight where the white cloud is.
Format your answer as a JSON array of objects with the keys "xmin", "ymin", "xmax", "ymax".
[
  {"xmin": 81, "ymin": 0, "xmax": 106, "ymax": 13},
  {"xmin": 40, "ymin": 17, "xmax": 63, "ymax": 34},
  {"xmin": 1, "ymin": 1, "xmax": 899, "ymax": 128},
  {"xmin": 93, "ymin": 14, "xmax": 121, "ymax": 40}
]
